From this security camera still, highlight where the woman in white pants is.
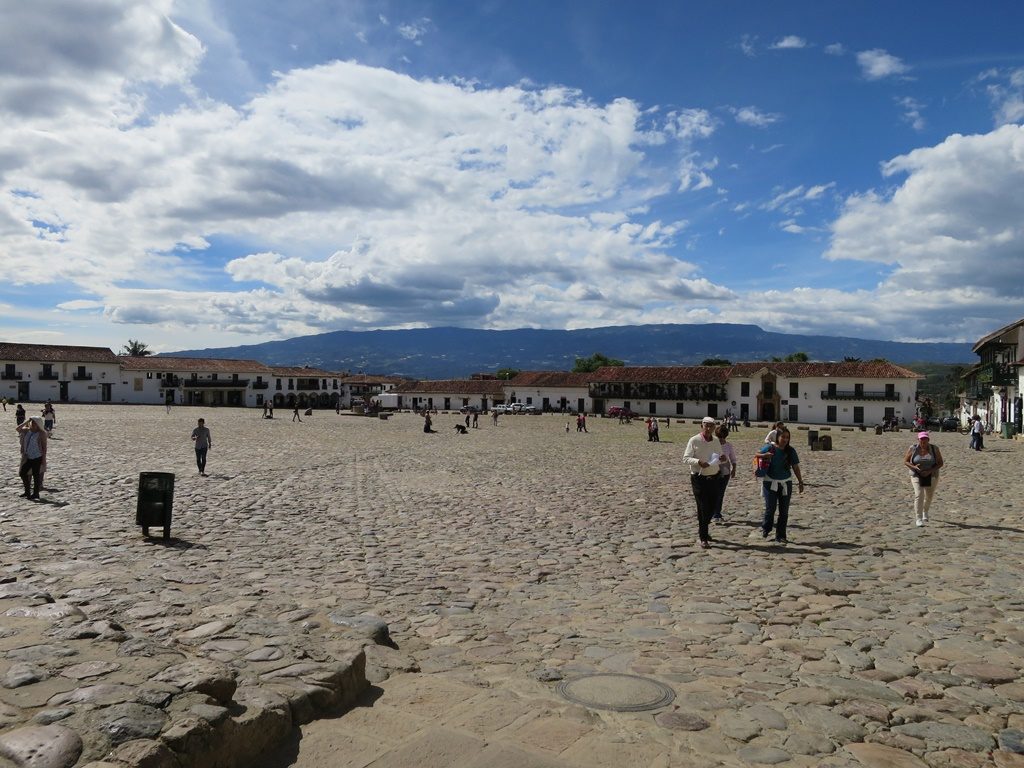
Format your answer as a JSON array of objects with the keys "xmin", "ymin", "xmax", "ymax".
[{"xmin": 904, "ymin": 431, "xmax": 943, "ymax": 526}]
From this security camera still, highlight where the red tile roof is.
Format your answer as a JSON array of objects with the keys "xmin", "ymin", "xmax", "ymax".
[
  {"xmin": 269, "ymin": 366, "xmax": 337, "ymax": 377},
  {"xmin": 392, "ymin": 379, "xmax": 506, "ymax": 395},
  {"xmin": 120, "ymin": 356, "xmax": 272, "ymax": 373},
  {"xmin": 589, "ymin": 366, "xmax": 732, "ymax": 384},
  {"xmin": 0, "ymin": 343, "xmax": 118, "ymax": 364},
  {"xmin": 508, "ymin": 371, "xmax": 594, "ymax": 387},
  {"xmin": 728, "ymin": 361, "xmax": 923, "ymax": 379},
  {"xmin": 337, "ymin": 374, "xmax": 408, "ymax": 385}
]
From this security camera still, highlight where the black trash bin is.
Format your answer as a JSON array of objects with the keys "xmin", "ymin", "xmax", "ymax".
[
  {"xmin": 807, "ymin": 429, "xmax": 818, "ymax": 447},
  {"xmin": 136, "ymin": 472, "xmax": 174, "ymax": 540},
  {"xmin": 820, "ymin": 435, "xmax": 833, "ymax": 451}
]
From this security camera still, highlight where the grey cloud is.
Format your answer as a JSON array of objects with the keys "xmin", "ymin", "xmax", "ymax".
[
  {"xmin": 303, "ymin": 274, "xmax": 466, "ymax": 309},
  {"xmin": 0, "ymin": 1, "xmax": 127, "ymax": 76},
  {"xmin": 169, "ymin": 157, "xmax": 416, "ymax": 221}
]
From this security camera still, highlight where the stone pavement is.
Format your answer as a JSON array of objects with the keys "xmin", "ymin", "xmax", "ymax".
[{"xmin": 1, "ymin": 405, "xmax": 1023, "ymax": 767}]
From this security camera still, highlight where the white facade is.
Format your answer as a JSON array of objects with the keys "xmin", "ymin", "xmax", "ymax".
[
  {"xmin": 582, "ymin": 362, "xmax": 921, "ymax": 425},
  {"xmin": 962, "ymin": 318, "xmax": 1023, "ymax": 432},
  {"xmin": 119, "ymin": 357, "xmax": 275, "ymax": 407},
  {"xmin": 0, "ymin": 344, "xmax": 122, "ymax": 404}
]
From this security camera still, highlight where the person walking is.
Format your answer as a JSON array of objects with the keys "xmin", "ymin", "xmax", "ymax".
[
  {"xmin": 17, "ymin": 417, "xmax": 47, "ymax": 500},
  {"xmin": 191, "ymin": 418, "xmax": 212, "ymax": 476},
  {"xmin": 472, "ymin": 412, "xmax": 479, "ymax": 428},
  {"xmin": 292, "ymin": 404, "xmax": 302, "ymax": 422},
  {"xmin": 712, "ymin": 424, "xmax": 736, "ymax": 523},
  {"xmin": 423, "ymin": 411, "xmax": 435, "ymax": 433},
  {"xmin": 41, "ymin": 401, "xmax": 56, "ymax": 436},
  {"xmin": 15, "ymin": 403, "xmax": 25, "ymax": 426},
  {"xmin": 683, "ymin": 416, "xmax": 721, "ymax": 549},
  {"xmin": 757, "ymin": 427, "xmax": 804, "ymax": 544},
  {"xmin": 970, "ymin": 415, "xmax": 984, "ymax": 451},
  {"xmin": 904, "ymin": 431, "xmax": 943, "ymax": 526}
]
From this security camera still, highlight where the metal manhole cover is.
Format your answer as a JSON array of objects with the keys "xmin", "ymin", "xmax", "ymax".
[{"xmin": 556, "ymin": 673, "xmax": 675, "ymax": 712}]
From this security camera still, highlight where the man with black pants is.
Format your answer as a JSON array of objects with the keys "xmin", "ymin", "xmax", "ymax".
[
  {"xmin": 191, "ymin": 418, "xmax": 212, "ymax": 477},
  {"xmin": 683, "ymin": 416, "xmax": 721, "ymax": 549}
]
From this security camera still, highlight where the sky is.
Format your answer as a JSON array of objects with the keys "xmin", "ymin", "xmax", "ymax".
[{"xmin": 1, "ymin": 1, "xmax": 1023, "ymax": 353}]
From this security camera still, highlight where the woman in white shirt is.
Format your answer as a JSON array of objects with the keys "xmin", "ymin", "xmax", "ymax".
[{"xmin": 712, "ymin": 425, "xmax": 737, "ymax": 522}]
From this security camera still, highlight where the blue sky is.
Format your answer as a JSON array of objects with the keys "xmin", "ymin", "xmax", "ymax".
[{"xmin": 1, "ymin": 1, "xmax": 1023, "ymax": 352}]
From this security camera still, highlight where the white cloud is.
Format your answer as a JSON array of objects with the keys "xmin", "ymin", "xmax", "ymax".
[
  {"xmin": 667, "ymin": 108, "xmax": 717, "ymax": 140},
  {"xmin": 0, "ymin": 0, "xmax": 203, "ymax": 122},
  {"xmin": 732, "ymin": 106, "xmax": 781, "ymax": 128},
  {"xmin": 825, "ymin": 124, "xmax": 1024, "ymax": 302},
  {"xmin": 856, "ymin": 49, "xmax": 910, "ymax": 81},
  {"xmin": 824, "ymin": 43, "xmax": 846, "ymax": 56},
  {"xmin": 0, "ymin": 24, "xmax": 730, "ymax": 338},
  {"xmin": 981, "ymin": 67, "xmax": 1024, "ymax": 125},
  {"xmin": 770, "ymin": 36, "xmax": 807, "ymax": 50},
  {"xmin": 738, "ymin": 34, "xmax": 757, "ymax": 58},
  {"xmin": 896, "ymin": 96, "xmax": 926, "ymax": 131},
  {"xmin": 397, "ymin": 18, "xmax": 431, "ymax": 44}
]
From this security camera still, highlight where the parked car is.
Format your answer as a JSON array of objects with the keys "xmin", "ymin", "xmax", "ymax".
[
  {"xmin": 492, "ymin": 404, "xmax": 514, "ymax": 414},
  {"xmin": 459, "ymin": 405, "xmax": 480, "ymax": 414},
  {"xmin": 939, "ymin": 416, "xmax": 959, "ymax": 432},
  {"xmin": 607, "ymin": 406, "xmax": 639, "ymax": 418},
  {"xmin": 509, "ymin": 403, "xmax": 538, "ymax": 414}
]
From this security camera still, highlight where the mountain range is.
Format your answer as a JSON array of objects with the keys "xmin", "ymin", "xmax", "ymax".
[{"xmin": 166, "ymin": 324, "xmax": 974, "ymax": 380}]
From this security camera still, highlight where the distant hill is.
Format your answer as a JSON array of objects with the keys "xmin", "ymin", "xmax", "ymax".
[{"xmin": 165, "ymin": 323, "xmax": 974, "ymax": 379}]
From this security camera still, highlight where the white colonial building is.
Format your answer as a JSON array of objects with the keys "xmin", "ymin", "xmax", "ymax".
[
  {"xmin": 390, "ymin": 379, "xmax": 506, "ymax": 412},
  {"xmin": 267, "ymin": 366, "xmax": 344, "ymax": 410},
  {"xmin": 507, "ymin": 361, "xmax": 920, "ymax": 426},
  {"xmin": 118, "ymin": 356, "xmax": 275, "ymax": 407},
  {"xmin": 0, "ymin": 343, "xmax": 122, "ymax": 403},
  {"xmin": 961, "ymin": 318, "xmax": 1023, "ymax": 433},
  {"xmin": 339, "ymin": 374, "xmax": 405, "ymax": 409},
  {"xmin": 504, "ymin": 371, "xmax": 603, "ymax": 413}
]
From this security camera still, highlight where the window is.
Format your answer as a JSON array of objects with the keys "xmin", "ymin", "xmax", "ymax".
[
  {"xmin": 146, "ymin": 372, "xmax": 152, "ymax": 379},
  {"xmin": 828, "ymin": 383, "xmax": 837, "ymax": 396},
  {"xmin": 854, "ymin": 406, "xmax": 864, "ymax": 423},
  {"xmin": 707, "ymin": 403, "xmax": 718, "ymax": 418},
  {"xmin": 77, "ymin": 365, "xmax": 86, "ymax": 377},
  {"xmin": 827, "ymin": 405, "xmax": 837, "ymax": 423},
  {"xmin": 789, "ymin": 382, "xmax": 799, "ymax": 398},
  {"xmin": 763, "ymin": 382, "xmax": 774, "ymax": 398},
  {"xmin": 4, "ymin": 364, "xmax": 15, "ymax": 377},
  {"xmin": 211, "ymin": 373, "xmax": 218, "ymax": 380},
  {"xmin": 649, "ymin": 402, "xmax": 657, "ymax": 414},
  {"xmin": 885, "ymin": 383, "xmax": 895, "ymax": 397},
  {"xmin": 740, "ymin": 381, "xmax": 750, "ymax": 397},
  {"xmin": 854, "ymin": 383, "xmax": 864, "ymax": 397},
  {"xmin": 276, "ymin": 378, "xmax": 282, "ymax": 391},
  {"xmin": 884, "ymin": 407, "xmax": 895, "ymax": 420},
  {"xmin": 676, "ymin": 402, "xmax": 685, "ymax": 415}
]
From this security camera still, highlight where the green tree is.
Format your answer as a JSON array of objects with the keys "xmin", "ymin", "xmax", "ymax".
[
  {"xmin": 495, "ymin": 368, "xmax": 520, "ymax": 380},
  {"xmin": 121, "ymin": 339, "xmax": 151, "ymax": 357},
  {"xmin": 572, "ymin": 352, "xmax": 624, "ymax": 373},
  {"xmin": 842, "ymin": 356, "xmax": 862, "ymax": 362},
  {"xmin": 701, "ymin": 358, "xmax": 732, "ymax": 366},
  {"xmin": 783, "ymin": 352, "xmax": 809, "ymax": 362}
]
